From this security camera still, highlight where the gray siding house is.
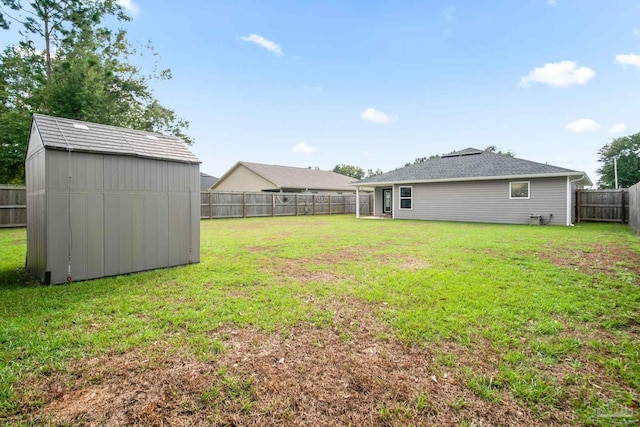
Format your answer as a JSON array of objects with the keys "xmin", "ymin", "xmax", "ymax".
[
  {"xmin": 353, "ymin": 148, "xmax": 592, "ymax": 226},
  {"xmin": 25, "ymin": 114, "xmax": 201, "ymax": 285}
]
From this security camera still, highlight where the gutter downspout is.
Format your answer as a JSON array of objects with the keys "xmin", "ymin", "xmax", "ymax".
[{"xmin": 567, "ymin": 175, "xmax": 585, "ymax": 226}]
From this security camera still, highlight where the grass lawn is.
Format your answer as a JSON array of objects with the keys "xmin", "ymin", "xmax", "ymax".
[{"xmin": 1, "ymin": 216, "xmax": 639, "ymax": 426}]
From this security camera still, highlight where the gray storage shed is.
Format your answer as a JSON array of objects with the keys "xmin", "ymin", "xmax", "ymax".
[{"xmin": 25, "ymin": 114, "xmax": 201, "ymax": 285}]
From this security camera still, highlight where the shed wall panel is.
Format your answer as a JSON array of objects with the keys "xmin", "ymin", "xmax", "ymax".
[
  {"xmin": 393, "ymin": 177, "xmax": 567, "ymax": 225},
  {"xmin": 103, "ymin": 194, "xmax": 119, "ymax": 276},
  {"xmin": 46, "ymin": 192, "xmax": 69, "ymax": 284},
  {"xmin": 117, "ymin": 194, "xmax": 133, "ymax": 274},
  {"xmin": 86, "ymin": 193, "xmax": 104, "ymax": 279},
  {"xmin": 157, "ymin": 194, "xmax": 170, "ymax": 266},
  {"xmin": 30, "ymin": 143, "xmax": 199, "ymax": 284},
  {"xmin": 169, "ymin": 193, "xmax": 190, "ymax": 265},
  {"xmin": 25, "ymin": 128, "xmax": 47, "ymax": 279}
]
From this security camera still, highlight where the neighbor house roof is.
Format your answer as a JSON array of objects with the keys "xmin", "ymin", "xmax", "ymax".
[
  {"xmin": 200, "ymin": 172, "xmax": 218, "ymax": 190},
  {"xmin": 32, "ymin": 114, "xmax": 200, "ymax": 164},
  {"xmin": 355, "ymin": 148, "xmax": 592, "ymax": 186},
  {"xmin": 212, "ymin": 161, "xmax": 358, "ymax": 191}
]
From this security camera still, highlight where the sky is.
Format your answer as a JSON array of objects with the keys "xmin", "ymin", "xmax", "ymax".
[{"xmin": 3, "ymin": 0, "xmax": 640, "ymax": 185}]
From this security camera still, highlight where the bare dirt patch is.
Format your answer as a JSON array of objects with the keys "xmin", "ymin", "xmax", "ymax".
[
  {"xmin": 537, "ymin": 243, "xmax": 640, "ymax": 278},
  {"xmin": 18, "ymin": 299, "xmax": 558, "ymax": 427},
  {"xmin": 262, "ymin": 248, "xmax": 431, "ymax": 284}
]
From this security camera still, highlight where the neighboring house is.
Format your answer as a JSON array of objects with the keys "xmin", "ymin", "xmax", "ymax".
[
  {"xmin": 200, "ymin": 172, "xmax": 218, "ymax": 191},
  {"xmin": 211, "ymin": 161, "xmax": 363, "ymax": 194},
  {"xmin": 352, "ymin": 148, "xmax": 592, "ymax": 226},
  {"xmin": 25, "ymin": 114, "xmax": 200, "ymax": 285}
]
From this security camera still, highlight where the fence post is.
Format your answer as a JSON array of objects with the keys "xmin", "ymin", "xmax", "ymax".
[
  {"xmin": 370, "ymin": 193, "xmax": 373, "ymax": 215},
  {"xmin": 621, "ymin": 189, "xmax": 626, "ymax": 223},
  {"xmin": 242, "ymin": 192, "xmax": 247, "ymax": 218},
  {"xmin": 328, "ymin": 196, "xmax": 332, "ymax": 215},
  {"xmin": 312, "ymin": 195, "xmax": 316, "ymax": 215},
  {"xmin": 209, "ymin": 191, "xmax": 213, "ymax": 219},
  {"xmin": 576, "ymin": 190, "xmax": 581, "ymax": 223},
  {"xmin": 343, "ymin": 196, "xmax": 346, "ymax": 214},
  {"xmin": 272, "ymin": 193, "xmax": 275, "ymax": 217},
  {"xmin": 295, "ymin": 194, "xmax": 299, "ymax": 216}
]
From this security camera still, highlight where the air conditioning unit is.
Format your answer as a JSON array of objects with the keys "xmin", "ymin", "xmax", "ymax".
[{"xmin": 529, "ymin": 215, "xmax": 541, "ymax": 226}]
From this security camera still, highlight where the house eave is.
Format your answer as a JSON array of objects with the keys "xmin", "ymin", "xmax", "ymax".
[{"xmin": 352, "ymin": 172, "xmax": 593, "ymax": 187}]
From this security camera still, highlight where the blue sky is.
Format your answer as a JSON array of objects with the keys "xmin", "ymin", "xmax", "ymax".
[{"xmin": 4, "ymin": 1, "xmax": 640, "ymax": 184}]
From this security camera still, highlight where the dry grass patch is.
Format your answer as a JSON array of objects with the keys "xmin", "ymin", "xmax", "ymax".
[
  {"xmin": 17, "ymin": 298, "xmax": 552, "ymax": 427},
  {"xmin": 537, "ymin": 243, "xmax": 640, "ymax": 279}
]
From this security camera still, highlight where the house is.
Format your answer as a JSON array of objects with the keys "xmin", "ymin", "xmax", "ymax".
[
  {"xmin": 211, "ymin": 161, "xmax": 362, "ymax": 194},
  {"xmin": 352, "ymin": 148, "xmax": 592, "ymax": 226},
  {"xmin": 200, "ymin": 172, "xmax": 218, "ymax": 190},
  {"xmin": 25, "ymin": 114, "xmax": 201, "ymax": 285}
]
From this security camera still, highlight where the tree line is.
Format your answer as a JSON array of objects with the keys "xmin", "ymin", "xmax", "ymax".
[{"xmin": 0, "ymin": 0, "xmax": 191, "ymax": 184}]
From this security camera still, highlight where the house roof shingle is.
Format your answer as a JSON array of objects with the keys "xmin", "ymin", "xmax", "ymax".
[
  {"xmin": 32, "ymin": 114, "xmax": 200, "ymax": 164},
  {"xmin": 200, "ymin": 172, "xmax": 218, "ymax": 190},
  {"xmin": 356, "ymin": 148, "xmax": 591, "ymax": 185},
  {"xmin": 214, "ymin": 161, "xmax": 358, "ymax": 191}
]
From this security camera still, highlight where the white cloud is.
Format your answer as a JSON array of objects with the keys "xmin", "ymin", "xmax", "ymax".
[
  {"xmin": 609, "ymin": 123, "xmax": 627, "ymax": 134},
  {"xmin": 633, "ymin": 28, "xmax": 640, "ymax": 36},
  {"xmin": 615, "ymin": 53, "xmax": 640, "ymax": 68},
  {"xmin": 518, "ymin": 60, "xmax": 595, "ymax": 87},
  {"xmin": 547, "ymin": 0, "xmax": 558, "ymax": 7},
  {"xmin": 116, "ymin": 0, "xmax": 140, "ymax": 16},
  {"xmin": 240, "ymin": 34, "xmax": 283, "ymax": 56},
  {"xmin": 565, "ymin": 119, "xmax": 601, "ymax": 133},
  {"xmin": 360, "ymin": 108, "xmax": 394, "ymax": 124},
  {"xmin": 291, "ymin": 142, "xmax": 316, "ymax": 154}
]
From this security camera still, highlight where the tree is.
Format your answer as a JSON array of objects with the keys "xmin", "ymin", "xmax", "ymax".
[
  {"xmin": 0, "ymin": 0, "xmax": 191, "ymax": 183},
  {"xmin": 597, "ymin": 133, "xmax": 640, "ymax": 189},
  {"xmin": 333, "ymin": 164, "xmax": 365, "ymax": 179},
  {"xmin": 484, "ymin": 145, "xmax": 515, "ymax": 157},
  {"xmin": 404, "ymin": 155, "xmax": 439, "ymax": 167},
  {"xmin": 366, "ymin": 168, "xmax": 383, "ymax": 178}
]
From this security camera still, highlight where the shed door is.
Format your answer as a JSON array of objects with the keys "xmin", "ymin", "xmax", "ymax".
[{"xmin": 382, "ymin": 188, "xmax": 392, "ymax": 214}]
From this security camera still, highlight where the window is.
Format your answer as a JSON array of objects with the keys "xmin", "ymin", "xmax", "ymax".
[
  {"xmin": 399, "ymin": 186, "xmax": 412, "ymax": 209},
  {"xmin": 509, "ymin": 181, "xmax": 530, "ymax": 199}
]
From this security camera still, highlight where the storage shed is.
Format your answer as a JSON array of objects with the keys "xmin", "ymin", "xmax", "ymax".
[{"xmin": 25, "ymin": 114, "xmax": 201, "ymax": 285}]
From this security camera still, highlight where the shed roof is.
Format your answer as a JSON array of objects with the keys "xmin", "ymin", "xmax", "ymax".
[
  {"xmin": 32, "ymin": 114, "xmax": 200, "ymax": 164},
  {"xmin": 213, "ymin": 161, "xmax": 358, "ymax": 191},
  {"xmin": 356, "ymin": 148, "xmax": 592, "ymax": 186}
]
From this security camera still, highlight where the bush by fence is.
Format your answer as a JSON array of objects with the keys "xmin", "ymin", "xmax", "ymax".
[
  {"xmin": 629, "ymin": 183, "xmax": 639, "ymax": 235},
  {"xmin": 201, "ymin": 191, "xmax": 373, "ymax": 219},
  {"xmin": 0, "ymin": 185, "xmax": 26, "ymax": 228}
]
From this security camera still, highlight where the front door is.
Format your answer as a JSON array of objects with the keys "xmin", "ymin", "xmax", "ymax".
[{"xmin": 382, "ymin": 188, "xmax": 392, "ymax": 214}]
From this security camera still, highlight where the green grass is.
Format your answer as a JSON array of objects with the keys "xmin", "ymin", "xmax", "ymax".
[{"xmin": 1, "ymin": 216, "xmax": 639, "ymax": 425}]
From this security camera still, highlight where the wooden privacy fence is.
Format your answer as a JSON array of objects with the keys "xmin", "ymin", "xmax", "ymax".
[
  {"xmin": 575, "ymin": 189, "xmax": 629, "ymax": 223},
  {"xmin": 629, "ymin": 183, "xmax": 639, "ymax": 235},
  {"xmin": 201, "ymin": 191, "xmax": 373, "ymax": 219},
  {"xmin": 0, "ymin": 185, "xmax": 26, "ymax": 228}
]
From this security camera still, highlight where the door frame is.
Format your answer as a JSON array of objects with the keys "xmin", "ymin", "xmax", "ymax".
[{"xmin": 382, "ymin": 187, "xmax": 392, "ymax": 215}]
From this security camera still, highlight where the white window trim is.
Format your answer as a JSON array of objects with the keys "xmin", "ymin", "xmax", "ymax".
[
  {"xmin": 399, "ymin": 185, "xmax": 413, "ymax": 210},
  {"xmin": 509, "ymin": 181, "xmax": 530, "ymax": 199}
]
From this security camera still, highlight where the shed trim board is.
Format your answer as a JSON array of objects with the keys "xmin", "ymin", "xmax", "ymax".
[{"xmin": 26, "ymin": 115, "xmax": 200, "ymax": 284}]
